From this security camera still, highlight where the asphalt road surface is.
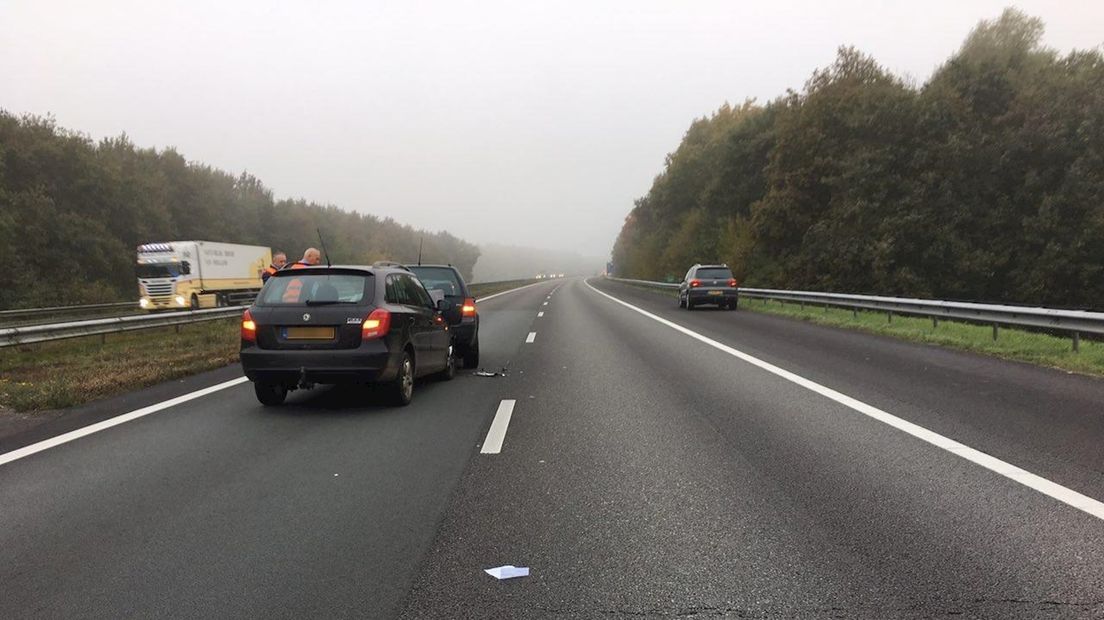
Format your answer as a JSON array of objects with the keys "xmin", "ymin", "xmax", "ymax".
[{"xmin": 2, "ymin": 278, "xmax": 1103, "ymax": 619}]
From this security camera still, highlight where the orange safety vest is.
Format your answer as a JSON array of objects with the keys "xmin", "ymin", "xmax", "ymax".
[{"xmin": 281, "ymin": 262, "xmax": 312, "ymax": 302}]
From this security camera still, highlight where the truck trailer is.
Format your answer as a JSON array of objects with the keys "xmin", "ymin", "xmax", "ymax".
[{"xmin": 136, "ymin": 241, "xmax": 271, "ymax": 311}]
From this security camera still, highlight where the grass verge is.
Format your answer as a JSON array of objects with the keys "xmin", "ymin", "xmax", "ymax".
[
  {"xmin": 615, "ymin": 281, "xmax": 1104, "ymax": 377},
  {"xmin": 0, "ymin": 318, "xmax": 239, "ymax": 413}
]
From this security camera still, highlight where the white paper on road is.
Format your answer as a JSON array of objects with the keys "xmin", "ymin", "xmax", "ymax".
[{"xmin": 484, "ymin": 565, "xmax": 530, "ymax": 579}]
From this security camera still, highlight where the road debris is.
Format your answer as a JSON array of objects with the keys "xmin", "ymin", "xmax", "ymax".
[
  {"xmin": 474, "ymin": 367, "xmax": 509, "ymax": 377},
  {"xmin": 484, "ymin": 565, "xmax": 529, "ymax": 580}
]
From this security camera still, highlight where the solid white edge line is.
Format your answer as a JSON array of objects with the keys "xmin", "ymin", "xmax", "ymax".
[
  {"xmin": 481, "ymin": 399, "xmax": 517, "ymax": 454},
  {"xmin": 477, "ymin": 280, "xmax": 549, "ymax": 303},
  {"xmin": 584, "ymin": 278, "xmax": 1104, "ymax": 521},
  {"xmin": 526, "ymin": 332, "xmax": 537, "ymax": 343},
  {"xmin": 0, "ymin": 376, "xmax": 250, "ymax": 467}
]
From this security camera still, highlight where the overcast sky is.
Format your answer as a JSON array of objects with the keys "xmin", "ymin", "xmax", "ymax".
[{"xmin": 2, "ymin": 1, "xmax": 1100, "ymax": 257}]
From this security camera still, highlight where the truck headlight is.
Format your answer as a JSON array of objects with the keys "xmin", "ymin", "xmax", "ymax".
[{"xmin": 175, "ymin": 295, "xmax": 186, "ymax": 306}]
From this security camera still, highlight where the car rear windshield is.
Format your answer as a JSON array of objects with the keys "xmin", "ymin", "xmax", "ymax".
[
  {"xmin": 258, "ymin": 273, "xmax": 374, "ymax": 306},
  {"xmin": 409, "ymin": 267, "xmax": 464, "ymax": 297},
  {"xmin": 696, "ymin": 268, "xmax": 733, "ymax": 280}
]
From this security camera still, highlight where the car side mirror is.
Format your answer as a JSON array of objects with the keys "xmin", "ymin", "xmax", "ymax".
[{"xmin": 436, "ymin": 299, "xmax": 452, "ymax": 311}]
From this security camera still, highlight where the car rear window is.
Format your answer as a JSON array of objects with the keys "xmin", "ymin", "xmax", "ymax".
[
  {"xmin": 409, "ymin": 267, "xmax": 464, "ymax": 297},
  {"xmin": 695, "ymin": 268, "xmax": 733, "ymax": 280},
  {"xmin": 258, "ymin": 273, "xmax": 374, "ymax": 305}
]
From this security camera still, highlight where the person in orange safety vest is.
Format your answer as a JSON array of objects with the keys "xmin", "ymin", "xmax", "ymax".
[
  {"xmin": 282, "ymin": 248, "xmax": 322, "ymax": 302},
  {"xmin": 262, "ymin": 252, "xmax": 287, "ymax": 283}
]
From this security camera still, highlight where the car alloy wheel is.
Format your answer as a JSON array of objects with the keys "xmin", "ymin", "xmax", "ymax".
[{"xmin": 394, "ymin": 353, "xmax": 414, "ymax": 406}]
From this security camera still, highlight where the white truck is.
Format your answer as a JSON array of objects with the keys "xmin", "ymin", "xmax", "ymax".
[{"xmin": 136, "ymin": 241, "xmax": 271, "ymax": 311}]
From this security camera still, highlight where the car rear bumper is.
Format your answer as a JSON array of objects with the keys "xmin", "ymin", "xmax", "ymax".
[
  {"xmin": 240, "ymin": 343, "xmax": 396, "ymax": 385},
  {"xmin": 688, "ymin": 289, "xmax": 738, "ymax": 304},
  {"xmin": 451, "ymin": 320, "xmax": 478, "ymax": 346}
]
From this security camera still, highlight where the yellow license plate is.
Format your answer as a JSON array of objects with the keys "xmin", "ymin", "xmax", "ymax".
[
  {"xmin": 284, "ymin": 326, "xmax": 335, "ymax": 340},
  {"xmin": 708, "ymin": 290, "xmax": 723, "ymax": 296}
]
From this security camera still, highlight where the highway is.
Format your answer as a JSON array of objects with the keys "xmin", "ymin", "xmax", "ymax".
[{"xmin": 2, "ymin": 277, "xmax": 1104, "ymax": 618}]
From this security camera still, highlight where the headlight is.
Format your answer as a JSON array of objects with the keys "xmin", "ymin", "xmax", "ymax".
[
  {"xmin": 175, "ymin": 295, "xmax": 186, "ymax": 306},
  {"xmin": 139, "ymin": 298, "xmax": 150, "ymax": 308}
]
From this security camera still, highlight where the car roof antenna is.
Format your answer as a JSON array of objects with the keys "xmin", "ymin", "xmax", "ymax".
[
  {"xmin": 316, "ymin": 228, "xmax": 332, "ymax": 267},
  {"xmin": 417, "ymin": 236, "xmax": 423, "ymax": 265}
]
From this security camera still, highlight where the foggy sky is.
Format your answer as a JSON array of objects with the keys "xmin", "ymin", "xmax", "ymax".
[{"xmin": 2, "ymin": 1, "xmax": 1100, "ymax": 258}]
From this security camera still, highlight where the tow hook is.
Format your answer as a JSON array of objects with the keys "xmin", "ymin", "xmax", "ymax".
[{"xmin": 297, "ymin": 366, "xmax": 315, "ymax": 390}]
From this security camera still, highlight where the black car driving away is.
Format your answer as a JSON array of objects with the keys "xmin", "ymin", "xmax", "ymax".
[
  {"xmin": 240, "ymin": 265, "xmax": 454, "ymax": 407},
  {"xmin": 407, "ymin": 264, "xmax": 480, "ymax": 368},
  {"xmin": 678, "ymin": 264, "xmax": 739, "ymax": 310}
]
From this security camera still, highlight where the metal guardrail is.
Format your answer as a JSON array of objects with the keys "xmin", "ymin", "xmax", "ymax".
[
  {"xmin": 0, "ymin": 278, "xmax": 533, "ymax": 348},
  {"xmin": 0, "ymin": 307, "xmax": 244, "ymax": 348},
  {"xmin": 607, "ymin": 277, "xmax": 1104, "ymax": 351},
  {"xmin": 610, "ymin": 277, "xmax": 680, "ymax": 289},
  {"xmin": 0, "ymin": 301, "xmax": 136, "ymax": 320}
]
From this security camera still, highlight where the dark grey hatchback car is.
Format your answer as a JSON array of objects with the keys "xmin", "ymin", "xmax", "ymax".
[
  {"xmin": 678, "ymin": 264, "xmax": 739, "ymax": 310},
  {"xmin": 407, "ymin": 264, "xmax": 480, "ymax": 368},
  {"xmin": 240, "ymin": 265, "xmax": 454, "ymax": 407}
]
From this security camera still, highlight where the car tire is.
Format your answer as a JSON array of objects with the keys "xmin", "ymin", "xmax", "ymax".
[
  {"xmin": 391, "ymin": 350, "xmax": 414, "ymax": 406},
  {"xmin": 462, "ymin": 338, "xmax": 480, "ymax": 369},
  {"xmin": 254, "ymin": 381, "xmax": 287, "ymax": 406},
  {"xmin": 437, "ymin": 344, "xmax": 456, "ymax": 381},
  {"xmin": 686, "ymin": 298, "xmax": 695, "ymax": 311},
  {"xmin": 678, "ymin": 295, "xmax": 685, "ymax": 308}
]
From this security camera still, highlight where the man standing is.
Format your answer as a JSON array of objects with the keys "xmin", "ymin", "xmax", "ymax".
[
  {"xmin": 281, "ymin": 248, "xmax": 323, "ymax": 302},
  {"xmin": 262, "ymin": 252, "xmax": 287, "ymax": 282},
  {"xmin": 290, "ymin": 248, "xmax": 321, "ymax": 269}
]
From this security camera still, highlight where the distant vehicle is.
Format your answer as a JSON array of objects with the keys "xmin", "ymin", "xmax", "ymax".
[
  {"xmin": 137, "ymin": 241, "xmax": 270, "ymax": 311},
  {"xmin": 407, "ymin": 264, "xmax": 480, "ymax": 368},
  {"xmin": 678, "ymin": 264, "xmax": 738, "ymax": 310},
  {"xmin": 240, "ymin": 265, "xmax": 454, "ymax": 406}
]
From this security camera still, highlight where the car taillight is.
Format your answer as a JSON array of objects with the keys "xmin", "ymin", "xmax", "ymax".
[
  {"xmin": 362, "ymin": 308, "xmax": 391, "ymax": 340},
  {"xmin": 728, "ymin": 279, "xmax": 738, "ymax": 287},
  {"xmin": 241, "ymin": 309, "xmax": 256, "ymax": 342},
  {"xmin": 690, "ymin": 279, "xmax": 701, "ymax": 287},
  {"xmin": 461, "ymin": 297, "xmax": 476, "ymax": 317}
]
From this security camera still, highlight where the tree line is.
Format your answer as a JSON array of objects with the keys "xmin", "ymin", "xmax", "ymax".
[
  {"xmin": 0, "ymin": 115, "xmax": 480, "ymax": 309},
  {"xmin": 612, "ymin": 9, "xmax": 1104, "ymax": 308}
]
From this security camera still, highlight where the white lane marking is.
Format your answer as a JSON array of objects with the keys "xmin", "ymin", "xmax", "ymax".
[
  {"xmin": 542, "ymin": 302, "xmax": 548, "ymax": 306},
  {"xmin": 584, "ymin": 278, "xmax": 1104, "ymax": 521},
  {"xmin": 481, "ymin": 399, "xmax": 517, "ymax": 454},
  {"xmin": 526, "ymin": 332, "xmax": 537, "ymax": 343},
  {"xmin": 0, "ymin": 377, "xmax": 250, "ymax": 468},
  {"xmin": 477, "ymin": 281, "xmax": 549, "ymax": 303},
  {"xmin": 537, "ymin": 312, "xmax": 545, "ymax": 317}
]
